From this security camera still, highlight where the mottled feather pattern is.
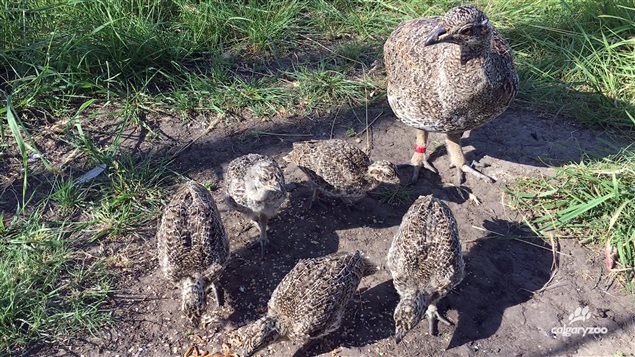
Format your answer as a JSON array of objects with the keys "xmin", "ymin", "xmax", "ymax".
[
  {"xmin": 157, "ymin": 181, "xmax": 229, "ymax": 284},
  {"xmin": 234, "ymin": 251, "xmax": 367, "ymax": 356},
  {"xmin": 384, "ymin": 6, "xmax": 518, "ymax": 133},
  {"xmin": 225, "ymin": 154, "xmax": 287, "ymax": 220},
  {"xmin": 387, "ymin": 195, "xmax": 464, "ymax": 300},
  {"xmin": 284, "ymin": 140, "xmax": 376, "ymax": 199},
  {"xmin": 269, "ymin": 251, "xmax": 365, "ymax": 340}
]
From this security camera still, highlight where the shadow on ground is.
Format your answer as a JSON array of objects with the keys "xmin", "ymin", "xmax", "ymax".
[
  {"xmin": 447, "ymin": 219, "xmax": 553, "ymax": 349},
  {"xmin": 275, "ymin": 219, "xmax": 551, "ymax": 356}
]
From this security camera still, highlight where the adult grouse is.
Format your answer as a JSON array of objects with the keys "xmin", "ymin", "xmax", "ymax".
[{"xmin": 384, "ymin": 5, "xmax": 518, "ymax": 184}]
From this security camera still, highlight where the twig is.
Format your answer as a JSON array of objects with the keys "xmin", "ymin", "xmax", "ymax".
[
  {"xmin": 365, "ymin": 89, "xmax": 370, "ymax": 153},
  {"xmin": 579, "ymin": 236, "xmax": 595, "ymax": 244},
  {"xmin": 512, "ymin": 237, "xmax": 571, "ymax": 256},
  {"xmin": 609, "ymin": 267, "xmax": 635, "ymax": 272},
  {"xmin": 355, "ymin": 111, "xmax": 383, "ymax": 138},
  {"xmin": 604, "ymin": 274, "xmax": 617, "ymax": 292},
  {"xmin": 592, "ymin": 269, "xmax": 603, "ymax": 290},
  {"xmin": 535, "ymin": 234, "xmax": 560, "ymax": 294},
  {"xmin": 112, "ymin": 294, "xmax": 157, "ymax": 301},
  {"xmin": 471, "ymin": 225, "xmax": 504, "ymax": 236},
  {"xmin": 351, "ymin": 107, "xmax": 364, "ymax": 126},
  {"xmin": 168, "ymin": 123, "xmax": 215, "ymax": 160},
  {"xmin": 329, "ymin": 108, "xmax": 341, "ymax": 139},
  {"xmin": 521, "ymin": 282, "xmax": 565, "ymax": 294},
  {"xmin": 250, "ymin": 131, "xmax": 313, "ymax": 137},
  {"xmin": 297, "ymin": 33, "xmax": 367, "ymax": 68},
  {"xmin": 194, "ymin": 335, "xmax": 207, "ymax": 345},
  {"xmin": 472, "ymin": 225, "xmax": 572, "ymax": 256}
]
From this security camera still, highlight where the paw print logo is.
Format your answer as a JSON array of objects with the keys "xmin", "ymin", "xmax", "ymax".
[{"xmin": 568, "ymin": 306, "xmax": 591, "ymax": 324}]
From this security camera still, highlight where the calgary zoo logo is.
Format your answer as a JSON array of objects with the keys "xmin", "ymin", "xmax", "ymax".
[{"xmin": 551, "ymin": 306, "xmax": 608, "ymax": 337}]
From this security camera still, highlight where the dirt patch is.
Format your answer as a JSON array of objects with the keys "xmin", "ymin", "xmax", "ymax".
[{"xmin": 39, "ymin": 105, "xmax": 634, "ymax": 357}]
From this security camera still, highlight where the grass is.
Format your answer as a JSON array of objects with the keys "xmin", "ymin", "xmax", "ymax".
[
  {"xmin": 0, "ymin": 155, "xmax": 173, "ymax": 354},
  {"xmin": 1, "ymin": 0, "xmax": 635, "ymax": 353},
  {"xmin": 0, "ymin": 208, "xmax": 112, "ymax": 354},
  {"xmin": 2, "ymin": 0, "xmax": 633, "ymax": 127},
  {"xmin": 508, "ymin": 149, "xmax": 635, "ymax": 283},
  {"xmin": 1, "ymin": 105, "xmax": 174, "ymax": 354},
  {"xmin": 372, "ymin": 185, "xmax": 417, "ymax": 206}
]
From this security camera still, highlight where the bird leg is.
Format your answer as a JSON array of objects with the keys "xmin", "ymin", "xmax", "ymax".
[
  {"xmin": 207, "ymin": 282, "xmax": 222, "ymax": 308},
  {"xmin": 201, "ymin": 283, "xmax": 222, "ymax": 328},
  {"xmin": 425, "ymin": 304, "xmax": 453, "ymax": 336},
  {"xmin": 205, "ymin": 283, "xmax": 222, "ymax": 307},
  {"xmin": 445, "ymin": 132, "xmax": 495, "ymax": 185},
  {"xmin": 310, "ymin": 187, "xmax": 318, "ymax": 208},
  {"xmin": 308, "ymin": 187, "xmax": 328, "ymax": 210},
  {"xmin": 410, "ymin": 129, "xmax": 437, "ymax": 184},
  {"xmin": 255, "ymin": 215, "xmax": 270, "ymax": 256}
]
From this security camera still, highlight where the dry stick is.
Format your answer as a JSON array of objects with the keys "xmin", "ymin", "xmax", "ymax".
[
  {"xmin": 168, "ymin": 122, "xmax": 216, "ymax": 160},
  {"xmin": 469, "ymin": 225, "xmax": 571, "ymax": 256},
  {"xmin": 592, "ymin": 268, "xmax": 604, "ymax": 290},
  {"xmin": 329, "ymin": 107, "xmax": 341, "ymax": 139},
  {"xmin": 194, "ymin": 335, "xmax": 207, "ymax": 345},
  {"xmin": 604, "ymin": 274, "xmax": 617, "ymax": 293},
  {"xmin": 351, "ymin": 106, "xmax": 364, "ymax": 126},
  {"xmin": 184, "ymin": 345, "xmax": 199, "ymax": 357},
  {"xmin": 111, "ymin": 293, "xmax": 161, "ymax": 301},
  {"xmin": 536, "ymin": 234, "xmax": 560, "ymax": 294},
  {"xmin": 355, "ymin": 111, "xmax": 384, "ymax": 138},
  {"xmin": 532, "ymin": 282, "xmax": 566, "ymax": 293},
  {"xmin": 609, "ymin": 267, "xmax": 635, "ymax": 272},
  {"xmin": 512, "ymin": 237, "xmax": 571, "ymax": 256},
  {"xmin": 464, "ymin": 225, "xmax": 502, "ymax": 243},
  {"xmin": 250, "ymin": 131, "xmax": 313, "ymax": 137},
  {"xmin": 471, "ymin": 225, "xmax": 504, "ymax": 236},
  {"xmin": 297, "ymin": 33, "xmax": 367, "ymax": 69},
  {"xmin": 365, "ymin": 89, "xmax": 372, "ymax": 154}
]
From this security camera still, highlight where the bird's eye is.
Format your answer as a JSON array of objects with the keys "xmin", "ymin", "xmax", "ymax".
[{"xmin": 460, "ymin": 27, "xmax": 473, "ymax": 36}]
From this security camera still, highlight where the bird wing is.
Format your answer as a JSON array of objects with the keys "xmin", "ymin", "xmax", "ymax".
[
  {"xmin": 226, "ymin": 155, "xmax": 257, "ymax": 207},
  {"xmin": 195, "ymin": 186, "xmax": 229, "ymax": 281},
  {"xmin": 308, "ymin": 140, "xmax": 370, "ymax": 189},
  {"xmin": 391, "ymin": 197, "xmax": 460, "ymax": 288},
  {"xmin": 491, "ymin": 28, "xmax": 519, "ymax": 106},
  {"xmin": 157, "ymin": 184, "xmax": 197, "ymax": 280},
  {"xmin": 384, "ymin": 17, "xmax": 441, "ymax": 67},
  {"xmin": 383, "ymin": 16, "xmax": 445, "ymax": 126},
  {"xmin": 270, "ymin": 253, "xmax": 364, "ymax": 339},
  {"xmin": 157, "ymin": 183, "xmax": 228, "ymax": 282}
]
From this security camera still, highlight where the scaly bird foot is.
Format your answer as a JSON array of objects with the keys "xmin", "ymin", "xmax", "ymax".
[
  {"xmin": 453, "ymin": 185, "xmax": 482, "ymax": 205},
  {"xmin": 410, "ymin": 152, "xmax": 438, "ymax": 185},
  {"xmin": 259, "ymin": 236, "xmax": 269, "ymax": 257},
  {"xmin": 307, "ymin": 190, "xmax": 329, "ymax": 210},
  {"xmin": 460, "ymin": 164, "xmax": 495, "ymax": 184},
  {"xmin": 426, "ymin": 305, "xmax": 453, "ymax": 336}
]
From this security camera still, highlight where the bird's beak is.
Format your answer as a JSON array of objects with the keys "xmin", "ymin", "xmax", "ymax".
[
  {"xmin": 394, "ymin": 334, "xmax": 403, "ymax": 345},
  {"xmin": 424, "ymin": 25, "xmax": 448, "ymax": 46}
]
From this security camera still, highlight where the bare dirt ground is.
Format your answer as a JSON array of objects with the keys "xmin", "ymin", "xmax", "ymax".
[{"xmin": 38, "ymin": 104, "xmax": 634, "ymax": 357}]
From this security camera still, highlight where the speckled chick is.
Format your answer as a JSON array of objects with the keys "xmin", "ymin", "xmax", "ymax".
[
  {"xmin": 225, "ymin": 154, "xmax": 287, "ymax": 255},
  {"xmin": 156, "ymin": 181, "xmax": 229, "ymax": 326},
  {"xmin": 384, "ymin": 5, "xmax": 518, "ymax": 184},
  {"xmin": 231, "ymin": 251, "xmax": 367, "ymax": 356},
  {"xmin": 387, "ymin": 195, "xmax": 464, "ymax": 342},
  {"xmin": 283, "ymin": 139, "xmax": 400, "ymax": 205}
]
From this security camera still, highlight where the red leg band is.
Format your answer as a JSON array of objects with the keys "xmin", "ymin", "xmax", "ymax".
[{"xmin": 414, "ymin": 145, "xmax": 427, "ymax": 154}]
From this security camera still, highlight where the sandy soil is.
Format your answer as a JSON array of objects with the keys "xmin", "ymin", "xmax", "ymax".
[{"xmin": 33, "ymin": 104, "xmax": 634, "ymax": 357}]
